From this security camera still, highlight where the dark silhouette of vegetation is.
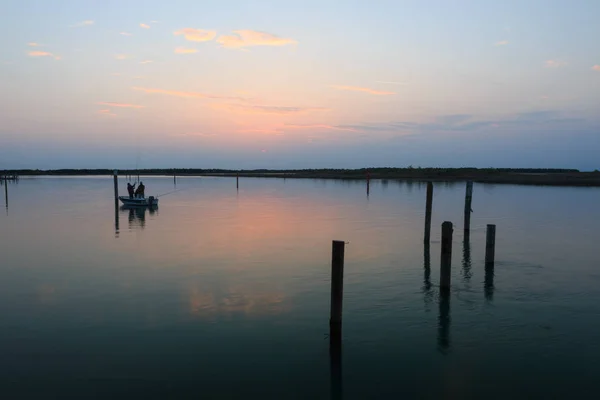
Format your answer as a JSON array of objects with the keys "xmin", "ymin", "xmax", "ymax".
[{"xmin": 3, "ymin": 167, "xmax": 599, "ymax": 186}]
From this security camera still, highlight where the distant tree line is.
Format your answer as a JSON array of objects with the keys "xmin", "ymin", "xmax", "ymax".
[{"xmin": 2, "ymin": 167, "xmax": 584, "ymax": 176}]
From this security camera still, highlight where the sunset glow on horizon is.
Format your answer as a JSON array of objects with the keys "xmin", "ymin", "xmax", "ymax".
[{"xmin": 1, "ymin": 0, "xmax": 599, "ymax": 170}]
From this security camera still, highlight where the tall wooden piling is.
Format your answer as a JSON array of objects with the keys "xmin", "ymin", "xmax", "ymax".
[
  {"xmin": 236, "ymin": 173, "xmax": 239, "ymax": 190},
  {"xmin": 173, "ymin": 172, "xmax": 176, "ymax": 186},
  {"xmin": 424, "ymin": 182, "xmax": 433, "ymax": 243},
  {"xmin": 464, "ymin": 181, "xmax": 473, "ymax": 233},
  {"xmin": 113, "ymin": 170, "xmax": 118, "ymax": 200},
  {"xmin": 4, "ymin": 177, "xmax": 7, "ymax": 208},
  {"xmin": 440, "ymin": 221, "xmax": 453, "ymax": 291},
  {"xmin": 485, "ymin": 224, "xmax": 496, "ymax": 266},
  {"xmin": 330, "ymin": 240, "xmax": 345, "ymax": 344}
]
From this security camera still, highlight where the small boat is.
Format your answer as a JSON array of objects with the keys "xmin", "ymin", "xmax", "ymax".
[{"xmin": 118, "ymin": 195, "xmax": 158, "ymax": 207}]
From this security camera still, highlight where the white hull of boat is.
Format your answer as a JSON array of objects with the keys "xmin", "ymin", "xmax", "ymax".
[{"xmin": 118, "ymin": 196, "xmax": 159, "ymax": 206}]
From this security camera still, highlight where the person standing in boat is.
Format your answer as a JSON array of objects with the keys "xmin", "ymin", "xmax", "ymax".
[
  {"xmin": 134, "ymin": 181, "xmax": 145, "ymax": 198},
  {"xmin": 127, "ymin": 182, "xmax": 136, "ymax": 198}
]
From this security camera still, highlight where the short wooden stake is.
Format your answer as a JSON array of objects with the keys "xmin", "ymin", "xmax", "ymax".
[
  {"xmin": 113, "ymin": 170, "xmax": 118, "ymax": 200},
  {"xmin": 440, "ymin": 221, "xmax": 453, "ymax": 291},
  {"xmin": 464, "ymin": 181, "xmax": 473, "ymax": 232},
  {"xmin": 330, "ymin": 240, "xmax": 345, "ymax": 344},
  {"xmin": 424, "ymin": 182, "xmax": 433, "ymax": 243},
  {"xmin": 485, "ymin": 224, "xmax": 496, "ymax": 266}
]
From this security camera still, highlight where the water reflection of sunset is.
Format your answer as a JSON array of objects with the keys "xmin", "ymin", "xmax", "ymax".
[{"xmin": 187, "ymin": 283, "xmax": 287, "ymax": 319}]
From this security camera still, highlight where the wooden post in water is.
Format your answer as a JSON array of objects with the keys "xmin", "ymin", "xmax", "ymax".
[
  {"xmin": 4, "ymin": 176, "xmax": 7, "ymax": 208},
  {"xmin": 173, "ymin": 172, "xmax": 176, "ymax": 186},
  {"xmin": 366, "ymin": 170, "xmax": 370, "ymax": 196},
  {"xmin": 440, "ymin": 221, "xmax": 453, "ymax": 291},
  {"xmin": 330, "ymin": 240, "xmax": 345, "ymax": 345},
  {"xmin": 485, "ymin": 224, "xmax": 496, "ymax": 266},
  {"xmin": 113, "ymin": 170, "xmax": 119, "ymax": 201},
  {"xmin": 463, "ymin": 181, "xmax": 473, "ymax": 234},
  {"xmin": 236, "ymin": 173, "xmax": 239, "ymax": 190},
  {"xmin": 424, "ymin": 182, "xmax": 433, "ymax": 243}
]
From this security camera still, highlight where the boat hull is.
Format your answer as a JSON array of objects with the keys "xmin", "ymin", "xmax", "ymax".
[{"xmin": 118, "ymin": 196, "xmax": 158, "ymax": 206}]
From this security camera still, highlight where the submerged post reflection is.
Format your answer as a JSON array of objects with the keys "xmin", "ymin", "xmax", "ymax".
[
  {"xmin": 462, "ymin": 235, "xmax": 472, "ymax": 283},
  {"xmin": 484, "ymin": 264, "xmax": 495, "ymax": 301},
  {"xmin": 330, "ymin": 339, "xmax": 342, "ymax": 400},
  {"xmin": 437, "ymin": 289, "xmax": 451, "ymax": 354},
  {"xmin": 114, "ymin": 199, "xmax": 119, "ymax": 236},
  {"xmin": 423, "ymin": 243, "xmax": 433, "ymax": 308}
]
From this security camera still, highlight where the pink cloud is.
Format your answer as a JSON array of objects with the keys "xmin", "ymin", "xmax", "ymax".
[
  {"xmin": 215, "ymin": 103, "xmax": 329, "ymax": 115},
  {"xmin": 174, "ymin": 47, "xmax": 198, "ymax": 54},
  {"xmin": 174, "ymin": 28, "xmax": 217, "ymax": 42},
  {"xmin": 592, "ymin": 65, "xmax": 600, "ymax": 71},
  {"xmin": 544, "ymin": 59, "xmax": 566, "ymax": 68},
  {"xmin": 216, "ymin": 30, "xmax": 296, "ymax": 49},
  {"xmin": 140, "ymin": 23, "xmax": 150, "ymax": 29},
  {"xmin": 28, "ymin": 51, "xmax": 60, "ymax": 60}
]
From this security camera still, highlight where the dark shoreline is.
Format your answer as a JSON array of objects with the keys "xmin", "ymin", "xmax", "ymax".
[{"xmin": 4, "ymin": 168, "xmax": 600, "ymax": 187}]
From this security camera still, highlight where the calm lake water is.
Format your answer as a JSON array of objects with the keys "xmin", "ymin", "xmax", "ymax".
[{"xmin": 1, "ymin": 176, "xmax": 600, "ymax": 399}]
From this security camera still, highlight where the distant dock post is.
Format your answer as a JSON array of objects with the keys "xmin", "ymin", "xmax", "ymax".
[
  {"xmin": 485, "ymin": 224, "xmax": 496, "ymax": 266},
  {"xmin": 174, "ymin": 172, "xmax": 176, "ymax": 186},
  {"xmin": 330, "ymin": 240, "xmax": 345, "ymax": 345},
  {"xmin": 366, "ymin": 170, "xmax": 370, "ymax": 196},
  {"xmin": 236, "ymin": 173, "xmax": 239, "ymax": 190},
  {"xmin": 440, "ymin": 221, "xmax": 453, "ymax": 291},
  {"xmin": 464, "ymin": 181, "xmax": 473, "ymax": 234},
  {"xmin": 424, "ymin": 182, "xmax": 433, "ymax": 243},
  {"xmin": 113, "ymin": 169, "xmax": 119, "ymax": 200}
]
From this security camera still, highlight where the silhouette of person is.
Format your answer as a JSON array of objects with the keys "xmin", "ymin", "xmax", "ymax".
[
  {"xmin": 134, "ymin": 181, "xmax": 145, "ymax": 198},
  {"xmin": 127, "ymin": 182, "xmax": 136, "ymax": 198}
]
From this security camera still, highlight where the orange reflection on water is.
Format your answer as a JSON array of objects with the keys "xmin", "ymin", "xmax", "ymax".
[{"xmin": 187, "ymin": 283, "xmax": 287, "ymax": 319}]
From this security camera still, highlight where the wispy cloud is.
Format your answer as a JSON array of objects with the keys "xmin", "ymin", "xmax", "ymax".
[
  {"xmin": 114, "ymin": 54, "xmax": 130, "ymax": 60},
  {"xmin": 28, "ymin": 51, "xmax": 60, "ymax": 60},
  {"xmin": 375, "ymin": 80, "xmax": 408, "ymax": 86},
  {"xmin": 132, "ymin": 86, "xmax": 241, "ymax": 100},
  {"xmin": 330, "ymin": 85, "xmax": 395, "ymax": 95},
  {"xmin": 545, "ymin": 59, "xmax": 566, "ymax": 68},
  {"xmin": 215, "ymin": 104, "xmax": 329, "ymax": 115},
  {"xmin": 97, "ymin": 102, "xmax": 144, "ymax": 109},
  {"xmin": 592, "ymin": 65, "xmax": 600, "ymax": 71},
  {"xmin": 71, "ymin": 20, "xmax": 94, "ymax": 28},
  {"xmin": 97, "ymin": 109, "xmax": 116, "ymax": 117},
  {"xmin": 139, "ymin": 60, "xmax": 153, "ymax": 64},
  {"xmin": 27, "ymin": 42, "xmax": 41, "ymax": 47},
  {"xmin": 174, "ymin": 47, "xmax": 198, "ymax": 54},
  {"xmin": 140, "ymin": 23, "xmax": 150, "ymax": 29},
  {"xmin": 120, "ymin": 32, "xmax": 132, "ymax": 36},
  {"xmin": 494, "ymin": 40, "xmax": 509, "ymax": 46},
  {"xmin": 174, "ymin": 28, "xmax": 216, "ymax": 42},
  {"xmin": 284, "ymin": 124, "xmax": 357, "ymax": 132},
  {"xmin": 216, "ymin": 30, "xmax": 296, "ymax": 49}
]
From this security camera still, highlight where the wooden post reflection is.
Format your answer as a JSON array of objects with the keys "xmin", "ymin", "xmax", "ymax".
[
  {"xmin": 330, "ymin": 337, "xmax": 342, "ymax": 400},
  {"xmin": 114, "ymin": 199, "xmax": 120, "ymax": 236},
  {"xmin": 437, "ymin": 289, "xmax": 451, "ymax": 353},
  {"xmin": 462, "ymin": 236, "xmax": 472, "ymax": 283}
]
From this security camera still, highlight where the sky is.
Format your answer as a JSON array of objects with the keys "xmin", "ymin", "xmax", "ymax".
[{"xmin": 1, "ymin": 0, "xmax": 599, "ymax": 170}]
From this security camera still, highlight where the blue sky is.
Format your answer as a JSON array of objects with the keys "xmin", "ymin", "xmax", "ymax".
[{"xmin": 1, "ymin": 0, "xmax": 599, "ymax": 170}]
